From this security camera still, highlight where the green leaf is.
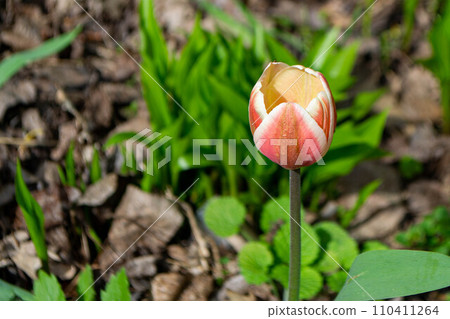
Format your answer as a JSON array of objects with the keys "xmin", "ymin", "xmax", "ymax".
[
  {"xmin": 305, "ymin": 143, "xmax": 386, "ymax": 189},
  {"xmin": 0, "ymin": 281, "xmax": 14, "ymax": 301},
  {"xmin": 0, "ymin": 26, "xmax": 82, "ymax": 88},
  {"xmin": 351, "ymin": 88, "xmax": 386, "ymax": 121},
  {"xmin": 270, "ymin": 265, "xmax": 323, "ymax": 300},
  {"xmin": 77, "ymin": 265, "xmax": 96, "ymax": 301},
  {"xmin": 299, "ymin": 267, "xmax": 323, "ymax": 300},
  {"xmin": 336, "ymin": 250, "xmax": 450, "ymax": 301},
  {"xmin": 327, "ymin": 271, "xmax": 347, "ymax": 293},
  {"xmin": 273, "ymin": 223, "xmax": 320, "ymax": 266},
  {"xmin": 90, "ymin": 148, "xmax": 102, "ymax": 184},
  {"xmin": 100, "ymin": 268, "xmax": 131, "ymax": 301},
  {"xmin": 0, "ymin": 279, "xmax": 34, "ymax": 301},
  {"xmin": 325, "ymin": 41, "xmax": 360, "ymax": 80},
  {"xmin": 204, "ymin": 197, "xmax": 246, "ymax": 237},
  {"xmin": 315, "ymin": 222, "xmax": 359, "ymax": 272},
  {"xmin": 197, "ymin": 0, "xmax": 252, "ymax": 44},
  {"xmin": 238, "ymin": 242, "xmax": 273, "ymax": 285},
  {"xmin": 331, "ymin": 110, "xmax": 388, "ymax": 149},
  {"xmin": 139, "ymin": 0, "xmax": 168, "ymax": 79},
  {"xmin": 209, "ymin": 75, "xmax": 249, "ymax": 124},
  {"xmin": 303, "ymin": 28, "xmax": 340, "ymax": 69},
  {"xmin": 265, "ymin": 33, "xmax": 298, "ymax": 65},
  {"xmin": 260, "ymin": 196, "xmax": 290, "ymax": 233},
  {"xmin": 33, "ymin": 270, "xmax": 66, "ymax": 301},
  {"xmin": 15, "ymin": 160, "xmax": 48, "ymax": 269},
  {"xmin": 104, "ymin": 132, "xmax": 138, "ymax": 149},
  {"xmin": 139, "ymin": 0, "xmax": 172, "ymax": 129},
  {"xmin": 270, "ymin": 264, "xmax": 289, "ymax": 288}
]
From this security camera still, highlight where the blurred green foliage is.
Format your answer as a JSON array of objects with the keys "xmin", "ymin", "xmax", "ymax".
[
  {"xmin": 423, "ymin": 0, "xmax": 450, "ymax": 133},
  {"xmin": 398, "ymin": 156, "xmax": 423, "ymax": 180},
  {"xmin": 206, "ymin": 195, "xmax": 364, "ymax": 299},
  {"xmin": 15, "ymin": 160, "xmax": 49, "ymax": 272},
  {"xmin": 7, "ymin": 162, "xmax": 132, "ymax": 301},
  {"xmin": 396, "ymin": 206, "xmax": 450, "ymax": 255},
  {"xmin": 105, "ymin": 0, "xmax": 388, "ymax": 210},
  {"xmin": 132, "ymin": 0, "xmax": 391, "ymax": 299}
]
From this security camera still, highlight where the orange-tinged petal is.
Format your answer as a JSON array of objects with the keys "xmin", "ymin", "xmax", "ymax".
[{"xmin": 262, "ymin": 66, "xmax": 324, "ymax": 112}]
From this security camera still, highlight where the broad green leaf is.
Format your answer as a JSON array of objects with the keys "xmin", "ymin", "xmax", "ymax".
[
  {"xmin": 315, "ymin": 222, "xmax": 359, "ymax": 272},
  {"xmin": 0, "ymin": 26, "xmax": 82, "ymax": 88},
  {"xmin": 33, "ymin": 270, "xmax": 66, "ymax": 301},
  {"xmin": 0, "ymin": 281, "xmax": 14, "ymax": 301},
  {"xmin": 270, "ymin": 265, "xmax": 323, "ymax": 300},
  {"xmin": 336, "ymin": 250, "xmax": 450, "ymax": 301},
  {"xmin": 260, "ymin": 196, "xmax": 290, "ymax": 233},
  {"xmin": 0, "ymin": 279, "xmax": 34, "ymax": 301},
  {"xmin": 15, "ymin": 160, "xmax": 48, "ymax": 268},
  {"xmin": 77, "ymin": 265, "xmax": 96, "ymax": 301},
  {"xmin": 299, "ymin": 267, "xmax": 323, "ymax": 300},
  {"xmin": 327, "ymin": 271, "xmax": 347, "ymax": 293},
  {"xmin": 270, "ymin": 264, "xmax": 289, "ymax": 288},
  {"xmin": 238, "ymin": 242, "xmax": 273, "ymax": 285},
  {"xmin": 273, "ymin": 223, "xmax": 320, "ymax": 266},
  {"xmin": 100, "ymin": 268, "xmax": 131, "ymax": 301},
  {"xmin": 204, "ymin": 197, "xmax": 246, "ymax": 237}
]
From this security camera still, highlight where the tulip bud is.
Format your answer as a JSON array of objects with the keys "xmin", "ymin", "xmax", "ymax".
[{"xmin": 249, "ymin": 62, "xmax": 336, "ymax": 169}]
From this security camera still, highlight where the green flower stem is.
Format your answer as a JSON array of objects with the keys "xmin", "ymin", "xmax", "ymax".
[{"xmin": 288, "ymin": 168, "xmax": 301, "ymax": 301}]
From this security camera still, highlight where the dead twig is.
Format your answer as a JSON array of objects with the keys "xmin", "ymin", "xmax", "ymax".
[{"xmin": 178, "ymin": 201, "xmax": 210, "ymax": 273}]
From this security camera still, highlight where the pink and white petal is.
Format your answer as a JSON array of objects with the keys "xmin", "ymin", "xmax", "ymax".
[
  {"xmin": 305, "ymin": 97, "xmax": 325, "ymax": 129},
  {"xmin": 317, "ymin": 90, "xmax": 335, "ymax": 148},
  {"xmin": 317, "ymin": 74, "xmax": 336, "ymax": 143},
  {"xmin": 249, "ymin": 83, "xmax": 268, "ymax": 133},
  {"xmin": 253, "ymin": 102, "xmax": 327, "ymax": 169}
]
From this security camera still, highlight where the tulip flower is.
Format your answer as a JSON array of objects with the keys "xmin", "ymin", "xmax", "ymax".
[
  {"xmin": 249, "ymin": 62, "xmax": 336, "ymax": 301},
  {"xmin": 249, "ymin": 62, "xmax": 336, "ymax": 169}
]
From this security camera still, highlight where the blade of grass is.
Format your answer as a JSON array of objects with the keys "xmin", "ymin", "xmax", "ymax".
[
  {"xmin": 15, "ymin": 160, "xmax": 48, "ymax": 272},
  {"xmin": 0, "ymin": 25, "xmax": 82, "ymax": 88}
]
